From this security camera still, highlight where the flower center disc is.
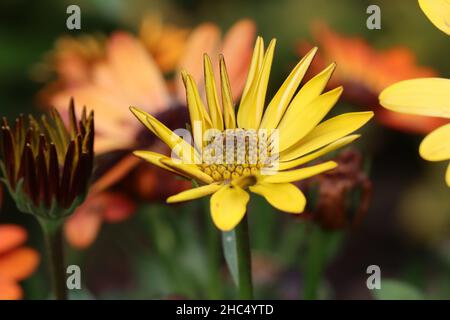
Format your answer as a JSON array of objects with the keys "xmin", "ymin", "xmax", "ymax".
[{"xmin": 200, "ymin": 128, "xmax": 277, "ymax": 182}]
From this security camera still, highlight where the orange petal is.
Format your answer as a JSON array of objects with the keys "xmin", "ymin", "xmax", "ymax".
[
  {"xmin": 100, "ymin": 193, "xmax": 136, "ymax": 223},
  {"xmin": 176, "ymin": 23, "xmax": 221, "ymax": 102},
  {"xmin": 220, "ymin": 19, "xmax": 257, "ymax": 100},
  {"xmin": 64, "ymin": 202, "xmax": 103, "ymax": 249},
  {"xmin": 0, "ymin": 247, "xmax": 40, "ymax": 281},
  {"xmin": 106, "ymin": 32, "xmax": 171, "ymax": 111},
  {"xmin": 0, "ymin": 278, "xmax": 22, "ymax": 300},
  {"xmin": 91, "ymin": 155, "xmax": 142, "ymax": 193},
  {"xmin": 0, "ymin": 225, "xmax": 27, "ymax": 254}
]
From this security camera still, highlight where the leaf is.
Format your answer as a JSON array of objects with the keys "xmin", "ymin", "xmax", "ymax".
[
  {"xmin": 374, "ymin": 280, "xmax": 424, "ymax": 300},
  {"xmin": 222, "ymin": 230, "xmax": 239, "ymax": 286}
]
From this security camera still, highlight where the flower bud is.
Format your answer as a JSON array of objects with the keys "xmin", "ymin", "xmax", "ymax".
[
  {"xmin": 0, "ymin": 100, "xmax": 94, "ymax": 219},
  {"xmin": 307, "ymin": 150, "xmax": 372, "ymax": 230}
]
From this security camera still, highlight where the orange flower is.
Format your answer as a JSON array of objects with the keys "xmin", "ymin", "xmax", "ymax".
[
  {"xmin": 40, "ymin": 18, "xmax": 256, "ymax": 156},
  {"xmin": 298, "ymin": 23, "xmax": 448, "ymax": 134},
  {"xmin": 139, "ymin": 15, "xmax": 190, "ymax": 72},
  {"xmin": 0, "ymin": 225, "xmax": 40, "ymax": 300},
  {"xmin": 64, "ymin": 192, "xmax": 136, "ymax": 249}
]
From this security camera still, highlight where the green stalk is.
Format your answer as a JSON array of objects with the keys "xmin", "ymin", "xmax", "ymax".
[
  {"xmin": 303, "ymin": 224, "xmax": 342, "ymax": 300},
  {"xmin": 303, "ymin": 224, "xmax": 327, "ymax": 300},
  {"xmin": 204, "ymin": 204, "xmax": 223, "ymax": 299},
  {"xmin": 235, "ymin": 215, "xmax": 253, "ymax": 299},
  {"xmin": 38, "ymin": 218, "xmax": 67, "ymax": 300}
]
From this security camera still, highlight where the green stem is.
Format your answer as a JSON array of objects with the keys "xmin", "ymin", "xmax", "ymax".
[
  {"xmin": 235, "ymin": 215, "xmax": 253, "ymax": 299},
  {"xmin": 303, "ymin": 224, "xmax": 327, "ymax": 300},
  {"xmin": 38, "ymin": 218, "xmax": 67, "ymax": 300},
  {"xmin": 205, "ymin": 205, "xmax": 223, "ymax": 299}
]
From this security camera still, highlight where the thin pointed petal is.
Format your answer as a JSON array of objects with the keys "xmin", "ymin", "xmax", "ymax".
[
  {"xmin": 130, "ymin": 106, "xmax": 199, "ymax": 163},
  {"xmin": 261, "ymin": 161, "xmax": 337, "ymax": 183},
  {"xmin": 278, "ymin": 86, "xmax": 343, "ymax": 152},
  {"xmin": 204, "ymin": 54, "xmax": 224, "ymax": 130},
  {"xmin": 133, "ymin": 150, "xmax": 189, "ymax": 178},
  {"xmin": 260, "ymin": 47, "xmax": 318, "ymax": 129},
  {"xmin": 279, "ymin": 134, "xmax": 360, "ymax": 170},
  {"xmin": 220, "ymin": 56, "xmax": 236, "ymax": 129},
  {"xmin": 280, "ymin": 112, "xmax": 374, "ymax": 161},
  {"xmin": 238, "ymin": 39, "xmax": 276, "ymax": 129},
  {"xmin": 167, "ymin": 183, "xmax": 222, "ymax": 203},
  {"xmin": 240, "ymin": 37, "xmax": 264, "ymax": 102},
  {"xmin": 159, "ymin": 158, "xmax": 214, "ymax": 184}
]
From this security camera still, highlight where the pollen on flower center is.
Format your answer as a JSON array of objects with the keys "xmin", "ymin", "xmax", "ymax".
[{"xmin": 199, "ymin": 128, "xmax": 277, "ymax": 181}]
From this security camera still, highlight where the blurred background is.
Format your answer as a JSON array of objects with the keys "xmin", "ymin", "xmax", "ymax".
[{"xmin": 0, "ymin": 0, "xmax": 449, "ymax": 300}]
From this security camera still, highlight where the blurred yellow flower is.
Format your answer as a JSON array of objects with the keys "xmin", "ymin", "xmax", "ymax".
[
  {"xmin": 418, "ymin": 0, "xmax": 450, "ymax": 35},
  {"xmin": 132, "ymin": 38, "xmax": 373, "ymax": 231},
  {"xmin": 379, "ymin": 1, "xmax": 450, "ymax": 187}
]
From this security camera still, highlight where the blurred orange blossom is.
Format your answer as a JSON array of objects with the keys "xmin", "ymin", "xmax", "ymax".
[
  {"xmin": 0, "ymin": 225, "xmax": 40, "ymax": 300},
  {"xmin": 37, "ymin": 17, "xmax": 256, "ymax": 248},
  {"xmin": 298, "ymin": 23, "xmax": 448, "ymax": 134}
]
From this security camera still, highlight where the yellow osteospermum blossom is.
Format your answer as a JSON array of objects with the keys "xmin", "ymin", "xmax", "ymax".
[
  {"xmin": 379, "ymin": 1, "xmax": 450, "ymax": 187},
  {"xmin": 418, "ymin": 0, "xmax": 450, "ymax": 35},
  {"xmin": 131, "ymin": 37, "xmax": 374, "ymax": 231}
]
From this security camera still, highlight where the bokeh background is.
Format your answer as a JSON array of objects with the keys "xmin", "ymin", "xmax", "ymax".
[{"xmin": 1, "ymin": 0, "xmax": 449, "ymax": 300}]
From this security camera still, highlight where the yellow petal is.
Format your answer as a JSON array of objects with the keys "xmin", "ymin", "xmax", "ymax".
[
  {"xmin": 446, "ymin": 162, "xmax": 450, "ymax": 186},
  {"xmin": 160, "ymin": 158, "xmax": 214, "ymax": 184},
  {"xmin": 204, "ymin": 54, "xmax": 224, "ymax": 130},
  {"xmin": 419, "ymin": 123, "xmax": 450, "ymax": 161},
  {"xmin": 277, "ymin": 86, "xmax": 343, "ymax": 152},
  {"xmin": 240, "ymin": 37, "xmax": 264, "ymax": 103},
  {"xmin": 238, "ymin": 39, "xmax": 276, "ymax": 129},
  {"xmin": 220, "ymin": 56, "xmax": 236, "ymax": 129},
  {"xmin": 260, "ymin": 47, "xmax": 318, "ymax": 129},
  {"xmin": 249, "ymin": 182, "xmax": 306, "ymax": 213},
  {"xmin": 167, "ymin": 183, "xmax": 222, "ymax": 203},
  {"xmin": 184, "ymin": 74, "xmax": 213, "ymax": 149},
  {"xmin": 261, "ymin": 161, "xmax": 337, "ymax": 183},
  {"xmin": 130, "ymin": 106, "xmax": 199, "ymax": 163},
  {"xmin": 278, "ymin": 61, "xmax": 336, "ymax": 123},
  {"xmin": 133, "ymin": 150, "xmax": 188, "ymax": 177},
  {"xmin": 280, "ymin": 112, "xmax": 374, "ymax": 161},
  {"xmin": 279, "ymin": 134, "xmax": 360, "ymax": 170},
  {"xmin": 379, "ymin": 78, "xmax": 450, "ymax": 118},
  {"xmin": 210, "ymin": 185, "xmax": 250, "ymax": 231},
  {"xmin": 418, "ymin": 0, "xmax": 450, "ymax": 35}
]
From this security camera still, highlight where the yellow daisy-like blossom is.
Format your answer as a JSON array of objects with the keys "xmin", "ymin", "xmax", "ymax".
[
  {"xmin": 131, "ymin": 37, "xmax": 374, "ymax": 231},
  {"xmin": 380, "ymin": 0, "xmax": 450, "ymax": 187}
]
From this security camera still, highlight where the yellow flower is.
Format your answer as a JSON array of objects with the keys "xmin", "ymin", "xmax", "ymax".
[
  {"xmin": 379, "ymin": 1, "xmax": 450, "ymax": 187},
  {"xmin": 131, "ymin": 37, "xmax": 373, "ymax": 231},
  {"xmin": 418, "ymin": 0, "xmax": 450, "ymax": 35}
]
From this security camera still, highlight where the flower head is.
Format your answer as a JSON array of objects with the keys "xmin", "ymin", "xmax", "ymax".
[
  {"xmin": 132, "ymin": 37, "xmax": 373, "ymax": 231},
  {"xmin": 379, "ymin": 1, "xmax": 450, "ymax": 187},
  {"xmin": 304, "ymin": 149, "xmax": 372, "ymax": 230},
  {"xmin": 0, "ymin": 224, "xmax": 40, "ymax": 300},
  {"xmin": 0, "ymin": 100, "xmax": 94, "ymax": 219}
]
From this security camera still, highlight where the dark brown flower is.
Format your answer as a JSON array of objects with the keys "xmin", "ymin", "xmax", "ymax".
[
  {"xmin": 306, "ymin": 149, "xmax": 372, "ymax": 230},
  {"xmin": 0, "ymin": 99, "xmax": 94, "ymax": 219}
]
